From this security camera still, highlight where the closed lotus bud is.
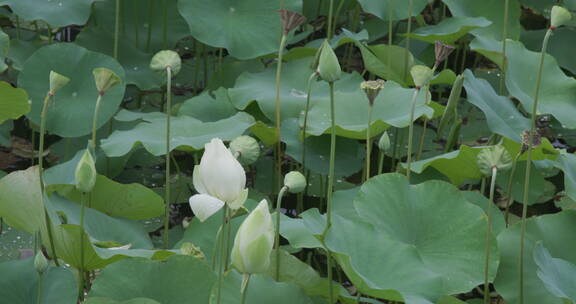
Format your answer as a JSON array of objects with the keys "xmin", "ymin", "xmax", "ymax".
[
  {"xmin": 360, "ymin": 79, "xmax": 385, "ymax": 105},
  {"xmin": 74, "ymin": 149, "xmax": 97, "ymax": 193},
  {"xmin": 551, "ymin": 6, "xmax": 571, "ymax": 29},
  {"xmin": 280, "ymin": 9, "xmax": 306, "ymax": 35},
  {"xmin": 49, "ymin": 71, "xmax": 70, "ymax": 95},
  {"xmin": 93, "ymin": 68, "xmax": 121, "ymax": 96},
  {"xmin": 34, "ymin": 251, "xmax": 49, "ymax": 274},
  {"xmin": 434, "ymin": 41, "xmax": 455, "ymax": 66},
  {"xmin": 317, "ymin": 40, "xmax": 341, "ymax": 83},
  {"xmin": 378, "ymin": 131, "xmax": 391, "ymax": 151},
  {"xmin": 231, "ymin": 199, "xmax": 274, "ymax": 274},
  {"xmin": 284, "ymin": 171, "xmax": 306, "ymax": 194},
  {"xmin": 410, "ymin": 65, "xmax": 433, "ymax": 88},
  {"xmin": 477, "ymin": 145, "xmax": 513, "ymax": 176},
  {"xmin": 229, "ymin": 135, "xmax": 260, "ymax": 165},
  {"xmin": 189, "ymin": 138, "xmax": 248, "ymax": 222},
  {"xmin": 150, "ymin": 50, "xmax": 182, "ymax": 76}
]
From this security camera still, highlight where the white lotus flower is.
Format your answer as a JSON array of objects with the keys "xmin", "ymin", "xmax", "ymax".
[
  {"xmin": 231, "ymin": 199, "xmax": 274, "ymax": 274},
  {"xmin": 188, "ymin": 138, "xmax": 248, "ymax": 221}
]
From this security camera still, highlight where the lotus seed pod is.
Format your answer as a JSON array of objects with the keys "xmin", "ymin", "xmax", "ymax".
[
  {"xmin": 477, "ymin": 145, "xmax": 513, "ymax": 176},
  {"xmin": 34, "ymin": 251, "xmax": 49, "ymax": 274},
  {"xmin": 48, "ymin": 71, "xmax": 70, "ymax": 95},
  {"xmin": 360, "ymin": 79, "xmax": 385, "ymax": 105},
  {"xmin": 434, "ymin": 41, "xmax": 455, "ymax": 66},
  {"xmin": 378, "ymin": 131, "xmax": 391, "ymax": 151},
  {"xmin": 93, "ymin": 68, "xmax": 121, "ymax": 95},
  {"xmin": 74, "ymin": 149, "xmax": 97, "ymax": 193},
  {"xmin": 410, "ymin": 65, "xmax": 433, "ymax": 88},
  {"xmin": 317, "ymin": 40, "xmax": 341, "ymax": 83},
  {"xmin": 284, "ymin": 171, "xmax": 306, "ymax": 194},
  {"xmin": 229, "ymin": 135, "xmax": 261, "ymax": 165},
  {"xmin": 280, "ymin": 9, "xmax": 306, "ymax": 35},
  {"xmin": 150, "ymin": 50, "xmax": 182, "ymax": 75},
  {"xmin": 551, "ymin": 6, "xmax": 571, "ymax": 29},
  {"xmin": 521, "ymin": 130, "xmax": 542, "ymax": 153}
]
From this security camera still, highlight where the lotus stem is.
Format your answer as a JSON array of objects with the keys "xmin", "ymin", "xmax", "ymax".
[
  {"xmin": 91, "ymin": 94, "xmax": 103, "ymax": 151},
  {"xmin": 215, "ymin": 207, "xmax": 228, "ymax": 304},
  {"xmin": 146, "ymin": 0, "xmax": 154, "ymax": 52},
  {"xmin": 484, "ymin": 167, "xmax": 497, "ymax": 304},
  {"xmin": 377, "ymin": 150, "xmax": 385, "ymax": 174},
  {"xmin": 163, "ymin": 67, "xmax": 172, "ymax": 249},
  {"xmin": 301, "ymin": 72, "xmax": 317, "ymax": 176},
  {"xmin": 365, "ymin": 104, "xmax": 373, "ymax": 181},
  {"xmin": 327, "ymin": 0, "xmax": 335, "ymax": 39},
  {"xmin": 275, "ymin": 185, "xmax": 288, "ymax": 280},
  {"xmin": 162, "ymin": 0, "xmax": 168, "ymax": 49},
  {"xmin": 79, "ymin": 191, "xmax": 87, "ymax": 300},
  {"xmin": 114, "ymin": 0, "xmax": 120, "ymax": 59},
  {"xmin": 519, "ymin": 28, "xmax": 552, "ymax": 304},
  {"xmin": 499, "ymin": 0, "xmax": 510, "ymax": 95},
  {"xmin": 240, "ymin": 273, "xmax": 251, "ymax": 304},
  {"xmin": 403, "ymin": 0, "xmax": 414, "ymax": 82},
  {"xmin": 274, "ymin": 34, "xmax": 288, "ymax": 193},
  {"xmin": 504, "ymin": 152, "xmax": 520, "ymax": 226},
  {"xmin": 36, "ymin": 272, "xmax": 43, "ymax": 304},
  {"xmin": 406, "ymin": 88, "xmax": 420, "ymax": 182}
]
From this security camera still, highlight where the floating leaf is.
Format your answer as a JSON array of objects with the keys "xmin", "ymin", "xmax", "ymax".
[
  {"xmin": 0, "ymin": 81, "xmax": 30, "ymax": 124},
  {"xmin": 407, "ymin": 17, "xmax": 492, "ymax": 44},
  {"xmin": 533, "ymin": 242, "xmax": 576, "ymax": 302},
  {"xmin": 356, "ymin": 0, "xmax": 429, "ymax": 21},
  {"xmin": 0, "ymin": 0, "xmax": 97, "ymax": 27}
]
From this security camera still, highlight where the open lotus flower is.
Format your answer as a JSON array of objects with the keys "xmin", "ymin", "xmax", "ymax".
[{"xmin": 188, "ymin": 138, "xmax": 248, "ymax": 221}]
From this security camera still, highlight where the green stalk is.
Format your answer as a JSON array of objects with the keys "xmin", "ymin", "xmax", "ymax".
[
  {"xmin": 274, "ymin": 34, "xmax": 288, "ymax": 193},
  {"xmin": 390, "ymin": 128, "xmax": 399, "ymax": 171},
  {"xmin": 15, "ymin": 16, "xmax": 21, "ymax": 39},
  {"xmin": 519, "ymin": 28, "xmax": 552, "ymax": 304},
  {"xmin": 403, "ymin": 0, "xmax": 414, "ymax": 82},
  {"xmin": 163, "ymin": 67, "xmax": 172, "ymax": 249},
  {"xmin": 162, "ymin": 0, "xmax": 168, "ymax": 49},
  {"xmin": 302, "ymin": 73, "xmax": 317, "ymax": 173},
  {"xmin": 387, "ymin": 0, "xmax": 394, "ymax": 80},
  {"xmin": 91, "ymin": 95, "xmax": 103, "ymax": 151},
  {"xmin": 114, "ymin": 0, "xmax": 120, "ymax": 60},
  {"xmin": 377, "ymin": 150, "xmax": 385, "ymax": 174},
  {"xmin": 36, "ymin": 272, "xmax": 43, "ymax": 304},
  {"xmin": 504, "ymin": 152, "xmax": 520, "ymax": 226},
  {"xmin": 275, "ymin": 185, "xmax": 288, "ymax": 280},
  {"xmin": 331, "ymin": 0, "xmax": 346, "ymax": 39},
  {"xmin": 79, "ymin": 192, "xmax": 87, "ymax": 300},
  {"xmin": 406, "ymin": 89, "xmax": 420, "ymax": 182},
  {"xmin": 215, "ymin": 207, "xmax": 228, "ymax": 304},
  {"xmin": 499, "ymin": 0, "xmax": 510, "ymax": 95},
  {"xmin": 240, "ymin": 274, "xmax": 251, "ymax": 304},
  {"xmin": 484, "ymin": 167, "xmax": 497, "ymax": 304},
  {"xmin": 39, "ymin": 93, "xmax": 59, "ymax": 267},
  {"xmin": 145, "ymin": 0, "xmax": 154, "ymax": 52},
  {"xmin": 327, "ymin": 0, "xmax": 335, "ymax": 39},
  {"xmin": 365, "ymin": 104, "xmax": 373, "ymax": 181}
]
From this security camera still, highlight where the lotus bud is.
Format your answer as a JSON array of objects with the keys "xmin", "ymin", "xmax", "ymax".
[
  {"xmin": 378, "ymin": 131, "xmax": 391, "ymax": 151},
  {"xmin": 360, "ymin": 79, "xmax": 385, "ymax": 105},
  {"xmin": 317, "ymin": 40, "xmax": 341, "ymax": 83},
  {"xmin": 434, "ymin": 41, "xmax": 455, "ymax": 66},
  {"xmin": 48, "ymin": 71, "xmax": 70, "ymax": 95},
  {"xmin": 189, "ymin": 138, "xmax": 248, "ymax": 221},
  {"xmin": 231, "ymin": 199, "xmax": 274, "ymax": 274},
  {"xmin": 150, "ymin": 50, "xmax": 182, "ymax": 76},
  {"xmin": 229, "ymin": 135, "xmax": 261, "ymax": 165},
  {"xmin": 74, "ymin": 149, "xmax": 97, "ymax": 193},
  {"xmin": 477, "ymin": 145, "xmax": 513, "ymax": 176},
  {"xmin": 410, "ymin": 65, "xmax": 433, "ymax": 89},
  {"xmin": 34, "ymin": 251, "xmax": 49, "ymax": 274},
  {"xmin": 550, "ymin": 6, "xmax": 571, "ymax": 29},
  {"xmin": 93, "ymin": 68, "xmax": 121, "ymax": 96},
  {"xmin": 283, "ymin": 171, "xmax": 306, "ymax": 194},
  {"xmin": 280, "ymin": 9, "xmax": 306, "ymax": 35}
]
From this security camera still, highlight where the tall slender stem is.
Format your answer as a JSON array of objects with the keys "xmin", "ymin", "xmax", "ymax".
[
  {"xmin": 406, "ymin": 89, "xmax": 420, "ymax": 182},
  {"xmin": 215, "ymin": 207, "xmax": 228, "ymax": 304},
  {"xmin": 114, "ymin": 0, "xmax": 120, "ymax": 60},
  {"xmin": 499, "ymin": 0, "xmax": 510, "ymax": 95},
  {"xmin": 275, "ymin": 185, "xmax": 288, "ymax": 280},
  {"xmin": 504, "ymin": 152, "xmax": 520, "ymax": 226},
  {"xmin": 162, "ymin": 0, "xmax": 168, "ymax": 49},
  {"xmin": 36, "ymin": 273, "xmax": 43, "ymax": 304},
  {"xmin": 78, "ymin": 191, "xmax": 87, "ymax": 300},
  {"xmin": 301, "ymin": 73, "xmax": 317, "ymax": 174},
  {"xmin": 519, "ymin": 28, "xmax": 552, "ymax": 304},
  {"xmin": 39, "ymin": 93, "xmax": 59, "ymax": 266},
  {"xmin": 484, "ymin": 167, "xmax": 497, "ymax": 304},
  {"xmin": 274, "ymin": 34, "xmax": 288, "ymax": 193},
  {"xmin": 327, "ymin": 0, "xmax": 335, "ymax": 39},
  {"xmin": 240, "ymin": 274, "xmax": 251, "ymax": 304},
  {"xmin": 387, "ymin": 0, "xmax": 394, "ymax": 80},
  {"xmin": 91, "ymin": 95, "xmax": 103, "ymax": 151},
  {"xmin": 145, "ymin": 0, "xmax": 154, "ymax": 52},
  {"xmin": 163, "ymin": 67, "xmax": 172, "ymax": 249},
  {"xmin": 403, "ymin": 0, "xmax": 414, "ymax": 82},
  {"xmin": 365, "ymin": 104, "xmax": 373, "ymax": 181}
]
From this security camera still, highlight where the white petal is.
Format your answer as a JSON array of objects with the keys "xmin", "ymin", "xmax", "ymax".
[
  {"xmin": 188, "ymin": 194, "xmax": 225, "ymax": 222},
  {"xmin": 199, "ymin": 138, "xmax": 246, "ymax": 202},
  {"xmin": 227, "ymin": 188, "xmax": 248, "ymax": 210},
  {"xmin": 192, "ymin": 165, "xmax": 207, "ymax": 194}
]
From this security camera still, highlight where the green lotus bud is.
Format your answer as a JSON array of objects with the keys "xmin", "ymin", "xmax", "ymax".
[
  {"xmin": 49, "ymin": 71, "xmax": 70, "ymax": 95},
  {"xmin": 360, "ymin": 79, "xmax": 385, "ymax": 105},
  {"xmin": 317, "ymin": 40, "xmax": 341, "ymax": 83},
  {"xmin": 284, "ymin": 171, "xmax": 306, "ymax": 194},
  {"xmin": 74, "ymin": 149, "xmax": 97, "ymax": 193},
  {"xmin": 231, "ymin": 199, "xmax": 274, "ymax": 274},
  {"xmin": 378, "ymin": 131, "xmax": 391, "ymax": 151},
  {"xmin": 551, "ymin": 6, "xmax": 571, "ymax": 29},
  {"xmin": 229, "ymin": 135, "xmax": 261, "ymax": 165},
  {"xmin": 150, "ymin": 50, "xmax": 182, "ymax": 76},
  {"xmin": 410, "ymin": 65, "xmax": 433, "ymax": 88},
  {"xmin": 93, "ymin": 68, "xmax": 121, "ymax": 96},
  {"xmin": 34, "ymin": 251, "xmax": 49, "ymax": 274},
  {"xmin": 477, "ymin": 145, "xmax": 513, "ymax": 176}
]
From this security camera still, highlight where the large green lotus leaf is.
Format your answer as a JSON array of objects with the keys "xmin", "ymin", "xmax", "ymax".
[
  {"xmin": 177, "ymin": 88, "xmax": 237, "ymax": 122},
  {"xmin": 85, "ymin": 298, "xmax": 160, "ymax": 304},
  {"xmin": 229, "ymin": 58, "xmax": 364, "ymax": 123},
  {"xmin": 0, "ymin": 257, "xmax": 78, "ymax": 304},
  {"xmin": 471, "ymin": 38, "xmax": 576, "ymax": 129},
  {"xmin": 326, "ymin": 174, "xmax": 497, "ymax": 304},
  {"xmin": 219, "ymin": 270, "xmax": 324, "ymax": 304},
  {"xmin": 89, "ymin": 255, "xmax": 215, "ymax": 304},
  {"xmin": 407, "ymin": 145, "xmax": 483, "ymax": 185},
  {"xmin": 553, "ymin": 152, "xmax": 576, "ymax": 202},
  {"xmin": 0, "ymin": 222, "xmax": 34, "ymax": 262},
  {"xmin": 0, "ymin": 81, "xmax": 30, "ymax": 124},
  {"xmin": 6, "ymin": 39, "xmax": 43, "ymax": 71},
  {"xmin": 47, "ymin": 195, "xmax": 153, "ymax": 249},
  {"xmin": 178, "ymin": 0, "xmax": 302, "ymax": 59},
  {"xmin": 0, "ymin": 167, "xmax": 44, "ymax": 234},
  {"xmin": 407, "ymin": 17, "xmax": 492, "ymax": 44},
  {"xmin": 356, "ymin": 0, "xmax": 428, "ymax": 21},
  {"xmin": 101, "ymin": 112, "xmax": 255, "ymax": 157},
  {"xmin": 495, "ymin": 161, "xmax": 545, "ymax": 206},
  {"xmin": 0, "ymin": 28, "xmax": 8, "ymax": 72},
  {"xmin": 462, "ymin": 191, "xmax": 506, "ymax": 235},
  {"xmin": 19, "ymin": 43, "xmax": 126, "ymax": 138},
  {"xmin": 462, "ymin": 70, "xmax": 530, "ymax": 143},
  {"xmin": 356, "ymin": 43, "xmax": 414, "ymax": 86},
  {"xmin": 304, "ymin": 81, "xmax": 434, "ymax": 138},
  {"xmin": 533, "ymin": 242, "xmax": 576, "ymax": 302},
  {"xmin": 442, "ymin": 0, "xmax": 522, "ymax": 40},
  {"xmin": 494, "ymin": 211, "xmax": 576, "ymax": 304},
  {"xmin": 522, "ymin": 28, "xmax": 576, "ymax": 75},
  {"xmin": 500, "ymin": 137, "xmax": 559, "ymax": 162},
  {"xmin": 0, "ymin": 0, "xmax": 97, "ymax": 27}
]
